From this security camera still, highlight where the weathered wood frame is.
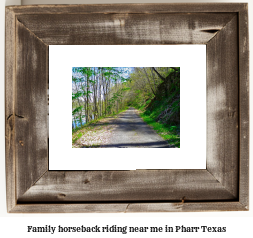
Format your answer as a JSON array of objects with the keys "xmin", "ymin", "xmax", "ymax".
[{"xmin": 5, "ymin": 4, "xmax": 249, "ymax": 213}]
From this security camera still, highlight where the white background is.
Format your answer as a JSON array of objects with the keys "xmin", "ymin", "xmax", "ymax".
[
  {"xmin": 49, "ymin": 45, "xmax": 206, "ymax": 170},
  {"xmin": 1, "ymin": 0, "xmax": 252, "ymax": 237}
]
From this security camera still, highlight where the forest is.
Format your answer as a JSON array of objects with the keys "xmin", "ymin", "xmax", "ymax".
[{"xmin": 72, "ymin": 67, "xmax": 180, "ymax": 148}]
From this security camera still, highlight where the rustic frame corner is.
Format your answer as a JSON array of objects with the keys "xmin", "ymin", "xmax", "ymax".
[{"xmin": 5, "ymin": 3, "xmax": 249, "ymax": 213}]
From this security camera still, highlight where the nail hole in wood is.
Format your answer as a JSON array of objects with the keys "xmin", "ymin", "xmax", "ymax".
[
  {"xmin": 182, "ymin": 196, "xmax": 186, "ymax": 203},
  {"xmin": 57, "ymin": 193, "xmax": 66, "ymax": 198},
  {"xmin": 84, "ymin": 179, "xmax": 90, "ymax": 184}
]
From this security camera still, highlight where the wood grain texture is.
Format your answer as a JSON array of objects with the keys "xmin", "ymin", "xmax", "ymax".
[
  {"xmin": 7, "ymin": 3, "xmax": 246, "ymax": 15},
  {"xmin": 5, "ymin": 7, "xmax": 16, "ymax": 212},
  {"xmin": 15, "ymin": 20, "xmax": 48, "ymax": 200},
  {"xmin": 206, "ymin": 16, "xmax": 239, "ymax": 198},
  {"xmin": 5, "ymin": 3, "xmax": 249, "ymax": 213},
  {"xmin": 10, "ymin": 202, "xmax": 247, "ymax": 213},
  {"xmin": 18, "ymin": 170, "xmax": 236, "ymax": 202},
  {"xmin": 125, "ymin": 202, "xmax": 248, "ymax": 213},
  {"xmin": 16, "ymin": 13, "xmax": 236, "ymax": 45},
  {"xmin": 238, "ymin": 4, "xmax": 249, "ymax": 209}
]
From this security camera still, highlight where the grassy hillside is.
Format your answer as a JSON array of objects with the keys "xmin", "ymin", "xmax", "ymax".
[{"xmin": 128, "ymin": 68, "xmax": 180, "ymax": 147}]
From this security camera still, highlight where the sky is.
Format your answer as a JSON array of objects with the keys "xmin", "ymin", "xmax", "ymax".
[{"xmin": 72, "ymin": 67, "xmax": 134, "ymax": 81}]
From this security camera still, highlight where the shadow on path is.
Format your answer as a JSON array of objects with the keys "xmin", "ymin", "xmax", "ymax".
[
  {"xmin": 103, "ymin": 107, "xmax": 174, "ymax": 148},
  {"xmin": 99, "ymin": 141, "xmax": 174, "ymax": 148}
]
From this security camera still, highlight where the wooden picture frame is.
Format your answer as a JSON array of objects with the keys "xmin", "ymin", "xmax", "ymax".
[{"xmin": 5, "ymin": 3, "xmax": 249, "ymax": 213}]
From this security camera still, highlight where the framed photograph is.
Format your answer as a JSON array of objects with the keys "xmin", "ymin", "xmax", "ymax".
[
  {"xmin": 49, "ymin": 45, "xmax": 206, "ymax": 170},
  {"xmin": 5, "ymin": 3, "xmax": 249, "ymax": 213}
]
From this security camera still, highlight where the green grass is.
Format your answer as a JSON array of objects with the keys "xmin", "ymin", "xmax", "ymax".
[
  {"xmin": 72, "ymin": 117, "xmax": 102, "ymax": 134},
  {"xmin": 130, "ymin": 94, "xmax": 180, "ymax": 148},
  {"xmin": 140, "ymin": 113, "xmax": 180, "ymax": 148},
  {"xmin": 72, "ymin": 132, "xmax": 83, "ymax": 143},
  {"xmin": 72, "ymin": 106, "xmax": 129, "ymax": 135}
]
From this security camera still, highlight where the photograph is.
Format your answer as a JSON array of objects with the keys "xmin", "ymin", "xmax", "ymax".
[
  {"xmin": 72, "ymin": 67, "xmax": 180, "ymax": 148},
  {"xmin": 3, "ymin": 1, "xmax": 250, "ymax": 218}
]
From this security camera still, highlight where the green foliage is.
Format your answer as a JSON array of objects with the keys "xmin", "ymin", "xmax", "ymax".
[
  {"xmin": 72, "ymin": 132, "xmax": 83, "ymax": 143},
  {"xmin": 72, "ymin": 106, "xmax": 129, "ymax": 135},
  {"xmin": 72, "ymin": 106, "xmax": 83, "ymax": 115},
  {"xmin": 140, "ymin": 113, "xmax": 180, "ymax": 148},
  {"xmin": 72, "ymin": 67, "xmax": 130, "ymax": 125},
  {"xmin": 125, "ymin": 67, "xmax": 180, "ymax": 147},
  {"xmin": 78, "ymin": 67, "xmax": 94, "ymax": 77},
  {"xmin": 72, "ymin": 91, "xmax": 82, "ymax": 100},
  {"xmin": 72, "ymin": 67, "xmax": 180, "ymax": 148},
  {"xmin": 164, "ymin": 67, "xmax": 174, "ymax": 78}
]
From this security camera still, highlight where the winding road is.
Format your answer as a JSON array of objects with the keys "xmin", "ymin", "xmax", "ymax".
[{"xmin": 103, "ymin": 107, "xmax": 172, "ymax": 148}]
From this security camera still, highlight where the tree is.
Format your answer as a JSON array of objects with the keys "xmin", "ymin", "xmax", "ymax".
[{"xmin": 72, "ymin": 67, "xmax": 130, "ymax": 128}]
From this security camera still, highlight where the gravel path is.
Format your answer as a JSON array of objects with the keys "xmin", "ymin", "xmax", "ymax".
[{"xmin": 102, "ymin": 107, "xmax": 172, "ymax": 148}]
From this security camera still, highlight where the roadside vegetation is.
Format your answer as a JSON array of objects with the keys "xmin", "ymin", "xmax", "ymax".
[
  {"xmin": 127, "ymin": 67, "xmax": 180, "ymax": 148},
  {"xmin": 72, "ymin": 107, "xmax": 128, "ymax": 147},
  {"xmin": 72, "ymin": 67, "xmax": 180, "ymax": 148}
]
